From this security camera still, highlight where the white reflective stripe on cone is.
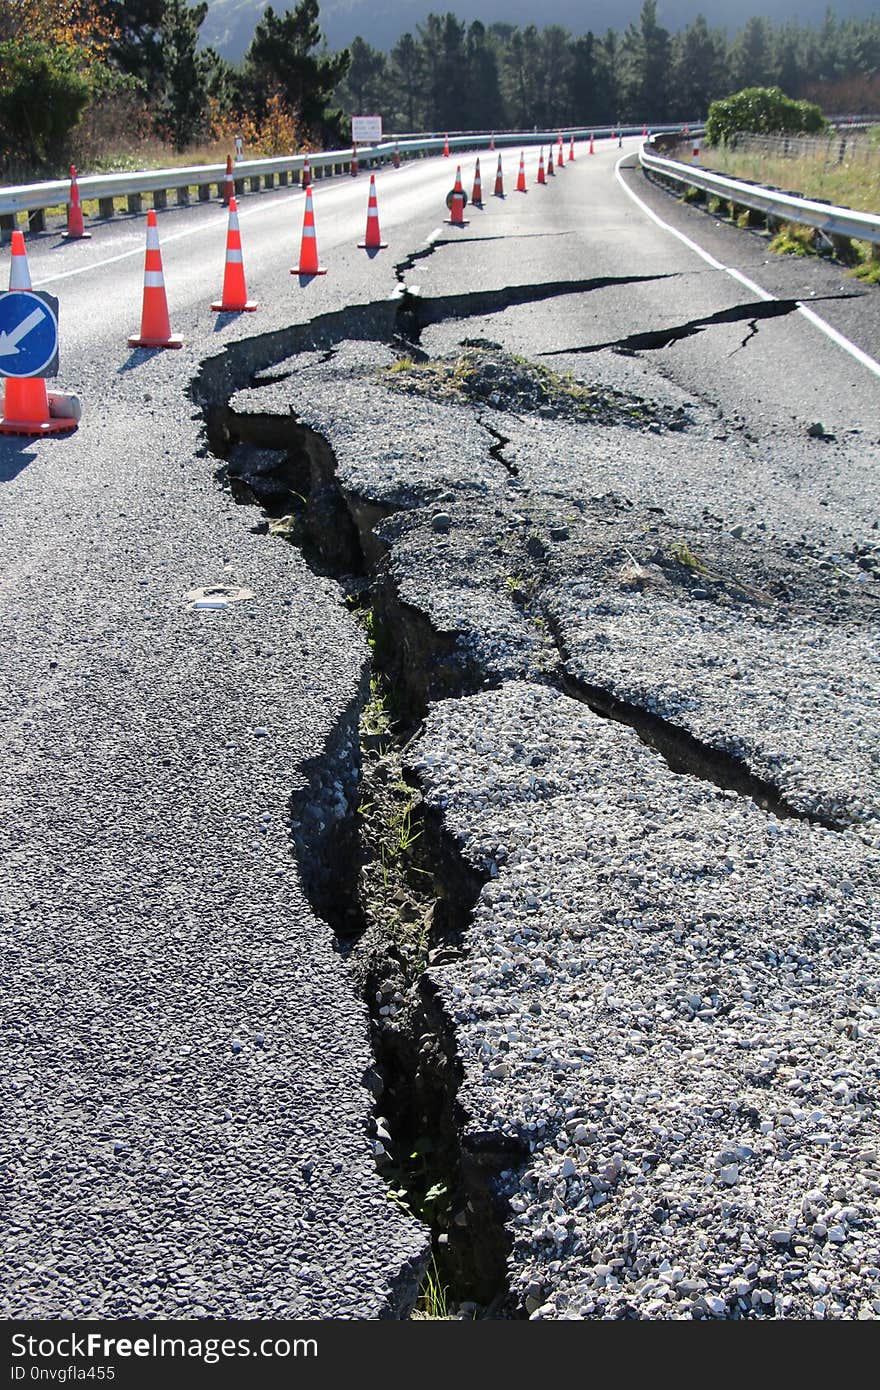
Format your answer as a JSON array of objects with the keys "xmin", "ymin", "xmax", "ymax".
[
  {"xmin": 226, "ymin": 250, "xmax": 243, "ymax": 263},
  {"xmin": 9, "ymin": 260, "xmax": 32, "ymax": 290},
  {"xmin": 146, "ymin": 228, "xmax": 161, "ymax": 250},
  {"xmin": 302, "ymin": 227, "xmax": 316, "ymax": 237},
  {"xmin": 144, "ymin": 271, "xmax": 165, "ymax": 287}
]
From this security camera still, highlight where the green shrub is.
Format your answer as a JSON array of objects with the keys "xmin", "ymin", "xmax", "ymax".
[
  {"xmin": 705, "ymin": 86, "xmax": 826, "ymax": 146},
  {"xmin": 0, "ymin": 39, "xmax": 92, "ymax": 169}
]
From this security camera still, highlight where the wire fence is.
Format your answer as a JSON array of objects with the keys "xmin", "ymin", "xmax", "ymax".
[{"xmin": 726, "ymin": 130, "xmax": 880, "ymax": 166}]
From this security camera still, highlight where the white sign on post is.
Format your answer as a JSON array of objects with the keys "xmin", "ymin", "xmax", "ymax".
[{"xmin": 351, "ymin": 115, "xmax": 383, "ymax": 144}]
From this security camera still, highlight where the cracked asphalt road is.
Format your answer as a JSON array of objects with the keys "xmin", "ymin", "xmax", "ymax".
[{"xmin": 2, "ymin": 136, "xmax": 878, "ymax": 1320}]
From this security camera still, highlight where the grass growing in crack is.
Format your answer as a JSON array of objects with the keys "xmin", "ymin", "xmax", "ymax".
[
  {"xmin": 413, "ymin": 1259, "xmax": 452, "ymax": 1320},
  {"xmin": 357, "ymin": 764, "xmax": 436, "ymax": 972},
  {"xmin": 671, "ymin": 539, "xmax": 709, "ymax": 574},
  {"xmin": 379, "ymin": 344, "xmax": 679, "ymax": 430},
  {"xmin": 362, "ymin": 674, "xmax": 392, "ymax": 738}
]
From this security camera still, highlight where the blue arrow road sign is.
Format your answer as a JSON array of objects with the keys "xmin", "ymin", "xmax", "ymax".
[{"xmin": 0, "ymin": 290, "xmax": 60, "ymax": 379}]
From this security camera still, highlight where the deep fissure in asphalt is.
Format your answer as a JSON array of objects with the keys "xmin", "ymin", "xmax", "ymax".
[
  {"xmin": 194, "ymin": 271, "xmax": 850, "ymax": 1316},
  {"xmin": 197, "ymin": 336, "xmax": 527, "ymax": 1316}
]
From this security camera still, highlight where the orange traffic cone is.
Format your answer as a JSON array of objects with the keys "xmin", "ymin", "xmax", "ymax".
[
  {"xmin": 351, "ymin": 144, "xmax": 359, "ymax": 176},
  {"xmin": 393, "ymin": 141, "xmax": 401, "ymax": 169},
  {"xmin": 692, "ymin": 142, "xmax": 700, "ymax": 162},
  {"xmin": 211, "ymin": 198, "xmax": 258, "ymax": 312},
  {"xmin": 490, "ymin": 133, "xmax": 495, "ymax": 151},
  {"xmin": 446, "ymin": 165, "xmax": 468, "ymax": 226},
  {"xmin": 589, "ymin": 132, "xmax": 595, "ymax": 155},
  {"xmin": 302, "ymin": 155, "xmax": 312, "ymax": 189},
  {"xmin": 494, "ymin": 154, "xmax": 504, "ymax": 197},
  {"xmin": 0, "ymin": 377, "xmax": 77, "ymax": 436},
  {"xmin": 642, "ymin": 123, "xmax": 647, "ymax": 137},
  {"xmin": 443, "ymin": 134, "xmax": 450, "ymax": 157},
  {"xmin": 537, "ymin": 149, "xmax": 546, "ymax": 185},
  {"xmin": 63, "ymin": 165, "xmax": 91, "ymax": 240},
  {"xmin": 569, "ymin": 135, "xmax": 575, "ymax": 161},
  {"xmin": 8, "ymin": 228, "xmax": 32, "ymax": 289},
  {"xmin": 358, "ymin": 174, "xmax": 387, "ymax": 249},
  {"xmin": 0, "ymin": 232, "xmax": 77, "ymax": 436},
  {"xmin": 516, "ymin": 151, "xmax": 526, "ymax": 192},
  {"xmin": 471, "ymin": 158, "xmax": 483, "ymax": 206},
  {"xmin": 222, "ymin": 155, "xmax": 234, "ymax": 206},
  {"xmin": 128, "ymin": 210, "xmax": 182, "ymax": 348},
  {"xmin": 547, "ymin": 146, "xmax": 555, "ymax": 176},
  {"xmin": 557, "ymin": 136, "xmax": 564, "ymax": 167},
  {"xmin": 291, "ymin": 187, "xmax": 327, "ymax": 275}
]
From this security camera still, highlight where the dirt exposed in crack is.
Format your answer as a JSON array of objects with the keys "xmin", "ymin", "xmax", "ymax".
[{"xmin": 382, "ymin": 341, "xmax": 690, "ymax": 430}]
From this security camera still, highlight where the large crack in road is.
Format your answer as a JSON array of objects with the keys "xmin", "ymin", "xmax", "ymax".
[
  {"xmin": 541, "ymin": 293, "xmax": 864, "ymax": 357},
  {"xmin": 193, "ymin": 269, "xmax": 880, "ymax": 1319}
]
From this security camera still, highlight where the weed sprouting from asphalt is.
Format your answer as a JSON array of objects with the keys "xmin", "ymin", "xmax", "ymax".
[
  {"xmin": 414, "ymin": 1258, "xmax": 452, "ymax": 1319},
  {"xmin": 380, "ymin": 345, "xmax": 682, "ymax": 430},
  {"xmin": 671, "ymin": 539, "xmax": 709, "ymax": 573}
]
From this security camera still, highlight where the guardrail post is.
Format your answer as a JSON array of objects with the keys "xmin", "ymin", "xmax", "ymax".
[
  {"xmin": 127, "ymin": 192, "xmax": 142, "ymax": 214},
  {"xmin": 153, "ymin": 189, "xmax": 168, "ymax": 210},
  {"xmin": 1, "ymin": 213, "xmax": 16, "ymax": 242},
  {"xmin": 265, "ymin": 172, "xmax": 275, "ymax": 189},
  {"xmin": 198, "ymin": 183, "xmax": 211, "ymax": 202},
  {"xmin": 233, "ymin": 177, "xmax": 244, "ymax": 196},
  {"xmin": 98, "ymin": 196, "xmax": 114, "ymax": 219},
  {"xmin": 28, "ymin": 208, "xmax": 45, "ymax": 233},
  {"xmin": 830, "ymin": 232, "xmax": 854, "ymax": 262},
  {"xmin": 278, "ymin": 170, "xmax": 289, "ymax": 186},
  {"xmin": 248, "ymin": 175, "xmax": 260, "ymax": 193},
  {"xmin": 176, "ymin": 186, "xmax": 190, "ymax": 207}
]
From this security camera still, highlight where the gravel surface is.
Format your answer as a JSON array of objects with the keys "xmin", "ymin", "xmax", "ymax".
[
  {"xmin": 410, "ymin": 681, "xmax": 880, "ymax": 1320},
  {"xmin": 235, "ymin": 333, "xmax": 879, "ymax": 835}
]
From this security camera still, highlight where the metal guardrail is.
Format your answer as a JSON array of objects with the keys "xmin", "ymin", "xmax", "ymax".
[
  {"xmin": 640, "ymin": 142, "xmax": 880, "ymax": 246},
  {"xmin": 0, "ymin": 125, "xmax": 698, "ymax": 234}
]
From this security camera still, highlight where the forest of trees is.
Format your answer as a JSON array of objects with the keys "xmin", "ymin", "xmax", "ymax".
[
  {"xmin": 1, "ymin": 0, "xmax": 878, "ymax": 175},
  {"xmin": 338, "ymin": 5, "xmax": 880, "ymax": 132}
]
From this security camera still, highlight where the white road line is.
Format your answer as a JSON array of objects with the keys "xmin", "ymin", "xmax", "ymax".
[{"xmin": 614, "ymin": 154, "xmax": 880, "ymax": 380}]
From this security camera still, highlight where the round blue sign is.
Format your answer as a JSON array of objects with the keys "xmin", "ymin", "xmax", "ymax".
[{"xmin": 0, "ymin": 290, "xmax": 59, "ymax": 379}]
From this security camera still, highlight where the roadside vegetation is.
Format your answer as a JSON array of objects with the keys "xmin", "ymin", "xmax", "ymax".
[
  {"xmin": 700, "ymin": 122, "xmax": 880, "ymax": 218},
  {"xmin": 2, "ymin": 0, "xmax": 879, "ymax": 186}
]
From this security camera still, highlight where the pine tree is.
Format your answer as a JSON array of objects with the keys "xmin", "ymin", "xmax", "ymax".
[
  {"xmin": 337, "ymin": 35, "xmax": 386, "ymax": 117},
  {"xmin": 731, "ymin": 16, "xmax": 772, "ymax": 91},
  {"xmin": 244, "ymin": 1, "xmax": 350, "ymax": 140},
  {"xmin": 389, "ymin": 31, "xmax": 423, "ymax": 131},
  {"xmin": 99, "ymin": 0, "xmax": 165, "ymax": 93},
  {"xmin": 417, "ymin": 12, "xmax": 468, "ymax": 131},
  {"xmin": 155, "ymin": 0, "xmax": 211, "ymax": 150},
  {"xmin": 464, "ymin": 21, "xmax": 505, "ymax": 130},
  {"xmin": 672, "ymin": 14, "xmax": 727, "ymax": 121}
]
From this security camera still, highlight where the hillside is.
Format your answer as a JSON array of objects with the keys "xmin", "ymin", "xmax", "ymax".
[{"xmin": 200, "ymin": 0, "xmax": 879, "ymax": 62}]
